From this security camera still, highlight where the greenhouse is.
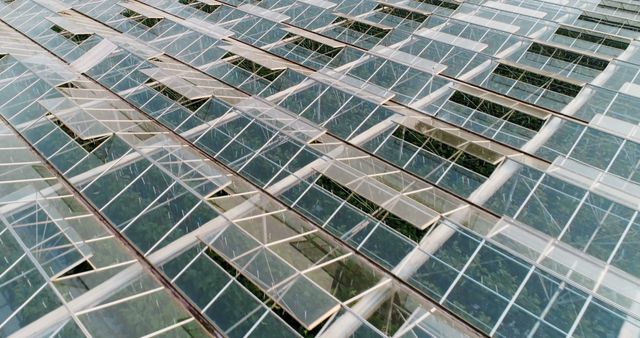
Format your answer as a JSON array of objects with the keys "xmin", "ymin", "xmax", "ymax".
[{"xmin": 1, "ymin": 0, "xmax": 640, "ymax": 337}]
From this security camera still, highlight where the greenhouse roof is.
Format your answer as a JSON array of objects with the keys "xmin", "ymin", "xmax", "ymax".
[{"xmin": 1, "ymin": 0, "xmax": 640, "ymax": 337}]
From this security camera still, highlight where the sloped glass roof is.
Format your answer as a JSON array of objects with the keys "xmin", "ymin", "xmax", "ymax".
[{"xmin": 1, "ymin": 0, "xmax": 640, "ymax": 337}]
